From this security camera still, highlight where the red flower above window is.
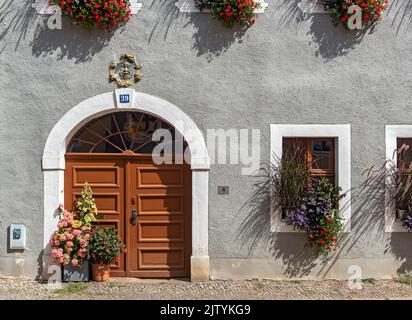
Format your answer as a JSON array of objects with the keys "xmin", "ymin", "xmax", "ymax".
[
  {"xmin": 51, "ymin": 0, "xmax": 132, "ymax": 31},
  {"xmin": 324, "ymin": 0, "xmax": 388, "ymax": 30},
  {"xmin": 197, "ymin": 0, "xmax": 260, "ymax": 29}
]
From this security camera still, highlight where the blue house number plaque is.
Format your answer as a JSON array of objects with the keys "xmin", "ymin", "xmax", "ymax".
[{"xmin": 120, "ymin": 94, "xmax": 130, "ymax": 104}]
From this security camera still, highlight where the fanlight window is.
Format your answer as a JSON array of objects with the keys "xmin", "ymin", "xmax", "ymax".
[{"xmin": 67, "ymin": 112, "xmax": 184, "ymax": 153}]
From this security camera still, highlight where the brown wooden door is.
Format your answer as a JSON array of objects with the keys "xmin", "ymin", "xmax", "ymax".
[
  {"xmin": 65, "ymin": 154, "xmax": 191, "ymax": 278},
  {"xmin": 127, "ymin": 159, "xmax": 192, "ymax": 277}
]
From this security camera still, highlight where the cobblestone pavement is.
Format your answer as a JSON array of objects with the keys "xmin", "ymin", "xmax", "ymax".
[{"xmin": 1, "ymin": 277, "xmax": 412, "ymax": 300}]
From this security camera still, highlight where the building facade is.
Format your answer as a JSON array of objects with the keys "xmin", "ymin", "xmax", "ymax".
[{"xmin": 1, "ymin": 0, "xmax": 412, "ymax": 281}]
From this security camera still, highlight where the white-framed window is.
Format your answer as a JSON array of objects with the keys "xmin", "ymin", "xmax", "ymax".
[
  {"xmin": 385, "ymin": 125, "xmax": 412, "ymax": 232},
  {"xmin": 270, "ymin": 124, "xmax": 351, "ymax": 232},
  {"xmin": 175, "ymin": 0, "xmax": 268, "ymax": 13}
]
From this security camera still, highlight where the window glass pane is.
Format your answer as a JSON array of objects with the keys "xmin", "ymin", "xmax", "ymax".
[
  {"xmin": 397, "ymin": 138, "xmax": 412, "ymax": 168},
  {"xmin": 282, "ymin": 138, "xmax": 306, "ymax": 164},
  {"xmin": 67, "ymin": 111, "xmax": 183, "ymax": 154},
  {"xmin": 312, "ymin": 139, "xmax": 334, "ymax": 170}
]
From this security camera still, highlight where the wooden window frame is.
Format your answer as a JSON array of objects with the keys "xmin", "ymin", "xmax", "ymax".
[{"xmin": 283, "ymin": 137, "xmax": 336, "ymax": 183}]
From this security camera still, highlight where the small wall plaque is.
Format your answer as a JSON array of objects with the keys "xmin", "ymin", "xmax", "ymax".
[{"xmin": 218, "ymin": 186, "xmax": 229, "ymax": 195}]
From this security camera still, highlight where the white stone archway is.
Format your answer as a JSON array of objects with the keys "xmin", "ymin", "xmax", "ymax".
[{"xmin": 42, "ymin": 89, "xmax": 210, "ymax": 281}]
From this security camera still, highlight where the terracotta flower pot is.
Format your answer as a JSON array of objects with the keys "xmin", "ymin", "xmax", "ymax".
[{"xmin": 91, "ymin": 263, "xmax": 110, "ymax": 282}]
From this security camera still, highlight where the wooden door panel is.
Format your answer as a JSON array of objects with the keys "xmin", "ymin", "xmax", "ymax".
[
  {"xmin": 138, "ymin": 194, "xmax": 184, "ymax": 215},
  {"xmin": 65, "ymin": 156, "xmax": 126, "ymax": 276},
  {"xmin": 138, "ymin": 248, "xmax": 185, "ymax": 270},
  {"xmin": 138, "ymin": 220, "xmax": 185, "ymax": 242},
  {"xmin": 72, "ymin": 193, "xmax": 120, "ymax": 215},
  {"xmin": 73, "ymin": 166, "xmax": 119, "ymax": 187},
  {"xmin": 138, "ymin": 167, "xmax": 184, "ymax": 188}
]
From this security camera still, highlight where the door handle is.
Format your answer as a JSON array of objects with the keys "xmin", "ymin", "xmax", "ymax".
[{"xmin": 131, "ymin": 209, "xmax": 138, "ymax": 225}]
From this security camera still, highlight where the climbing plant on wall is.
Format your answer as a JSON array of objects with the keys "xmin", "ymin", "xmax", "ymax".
[
  {"xmin": 324, "ymin": 0, "xmax": 388, "ymax": 30},
  {"xmin": 195, "ymin": 0, "xmax": 260, "ymax": 28},
  {"xmin": 52, "ymin": 0, "xmax": 132, "ymax": 30}
]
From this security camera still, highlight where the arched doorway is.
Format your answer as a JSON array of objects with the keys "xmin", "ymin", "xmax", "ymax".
[
  {"xmin": 42, "ymin": 90, "xmax": 210, "ymax": 281},
  {"xmin": 65, "ymin": 111, "xmax": 191, "ymax": 277}
]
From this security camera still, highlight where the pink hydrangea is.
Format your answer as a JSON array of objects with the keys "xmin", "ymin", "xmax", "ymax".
[{"xmin": 71, "ymin": 259, "xmax": 78, "ymax": 267}]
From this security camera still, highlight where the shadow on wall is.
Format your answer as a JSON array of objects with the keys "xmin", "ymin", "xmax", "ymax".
[
  {"xmin": 148, "ymin": 0, "xmax": 247, "ymax": 62},
  {"xmin": 236, "ymin": 164, "xmax": 392, "ymax": 279},
  {"xmin": 0, "ymin": 0, "xmax": 37, "ymax": 54},
  {"xmin": 387, "ymin": 0, "xmax": 412, "ymax": 35},
  {"xmin": 186, "ymin": 13, "xmax": 247, "ymax": 62},
  {"xmin": 30, "ymin": 18, "xmax": 116, "ymax": 63},
  {"xmin": 279, "ymin": 0, "xmax": 412, "ymax": 60},
  {"xmin": 279, "ymin": 0, "xmax": 374, "ymax": 60},
  {"xmin": 0, "ymin": 0, "xmax": 121, "ymax": 62}
]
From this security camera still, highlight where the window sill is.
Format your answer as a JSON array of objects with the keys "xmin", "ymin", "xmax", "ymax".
[{"xmin": 175, "ymin": 0, "xmax": 268, "ymax": 14}]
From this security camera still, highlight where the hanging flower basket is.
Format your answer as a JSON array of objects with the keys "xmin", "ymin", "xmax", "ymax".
[
  {"xmin": 323, "ymin": 0, "xmax": 388, "ymax": 30},
  {"xmin": 196, "ymin": 0, "xmax": 260, "ymax": 29},
  {"xmin": 51, "ymin": 0, "xmax": 132, "ymax": 31}
]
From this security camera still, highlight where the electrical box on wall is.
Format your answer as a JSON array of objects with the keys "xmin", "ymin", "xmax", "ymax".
[{"xmin": 9, "ymin": 224, "xmax": 26, "ymax": 250}]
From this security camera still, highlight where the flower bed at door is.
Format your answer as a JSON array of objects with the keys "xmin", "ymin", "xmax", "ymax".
[
  {"xmin": 324, "ymin": 0, "xmax": 388, "ymax": 30},
  {"xmin": 51, "ymin": 0, "xmax": 132, "ymax": 30},
  {"xmin": 195, "ymin": 0, "xmax": 260, "ymax": 28}
]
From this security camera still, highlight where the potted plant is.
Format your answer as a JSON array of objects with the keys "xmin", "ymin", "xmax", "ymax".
[
  {"xmin": 285, "ymin": 178, "xmax": 346, "ymax": 254},
  {"xmin": 88, "ymin": 227, "xmax": 126, "ymax": 282},
  {"xmin": 270, "ymin": 144, "xmax": 310, "ymax": 220},
  {"xmin": 50, "ymin": 207, "xmax": 92, "ymax": 281},
  {"xmin": 49, "ymin": 183, "xmax": 98, "ymax": 281}
]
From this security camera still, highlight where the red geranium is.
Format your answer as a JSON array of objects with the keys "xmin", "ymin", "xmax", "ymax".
[
  {"xmin": 201, "ymin": 0, "xmax": 260, "ymax": 28},
  {"xmin": 324, "ymin": 0, "xmax": 388, "ymax": 30},
  {"xmin": 52, "ymin": 0, "xmax": 132, "ymax": 31}
]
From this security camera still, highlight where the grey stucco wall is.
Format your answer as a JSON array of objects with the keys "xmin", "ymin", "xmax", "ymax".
[{"xmin": 1, "ymin": 0, "xmax": 412, "ymax": 279}]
